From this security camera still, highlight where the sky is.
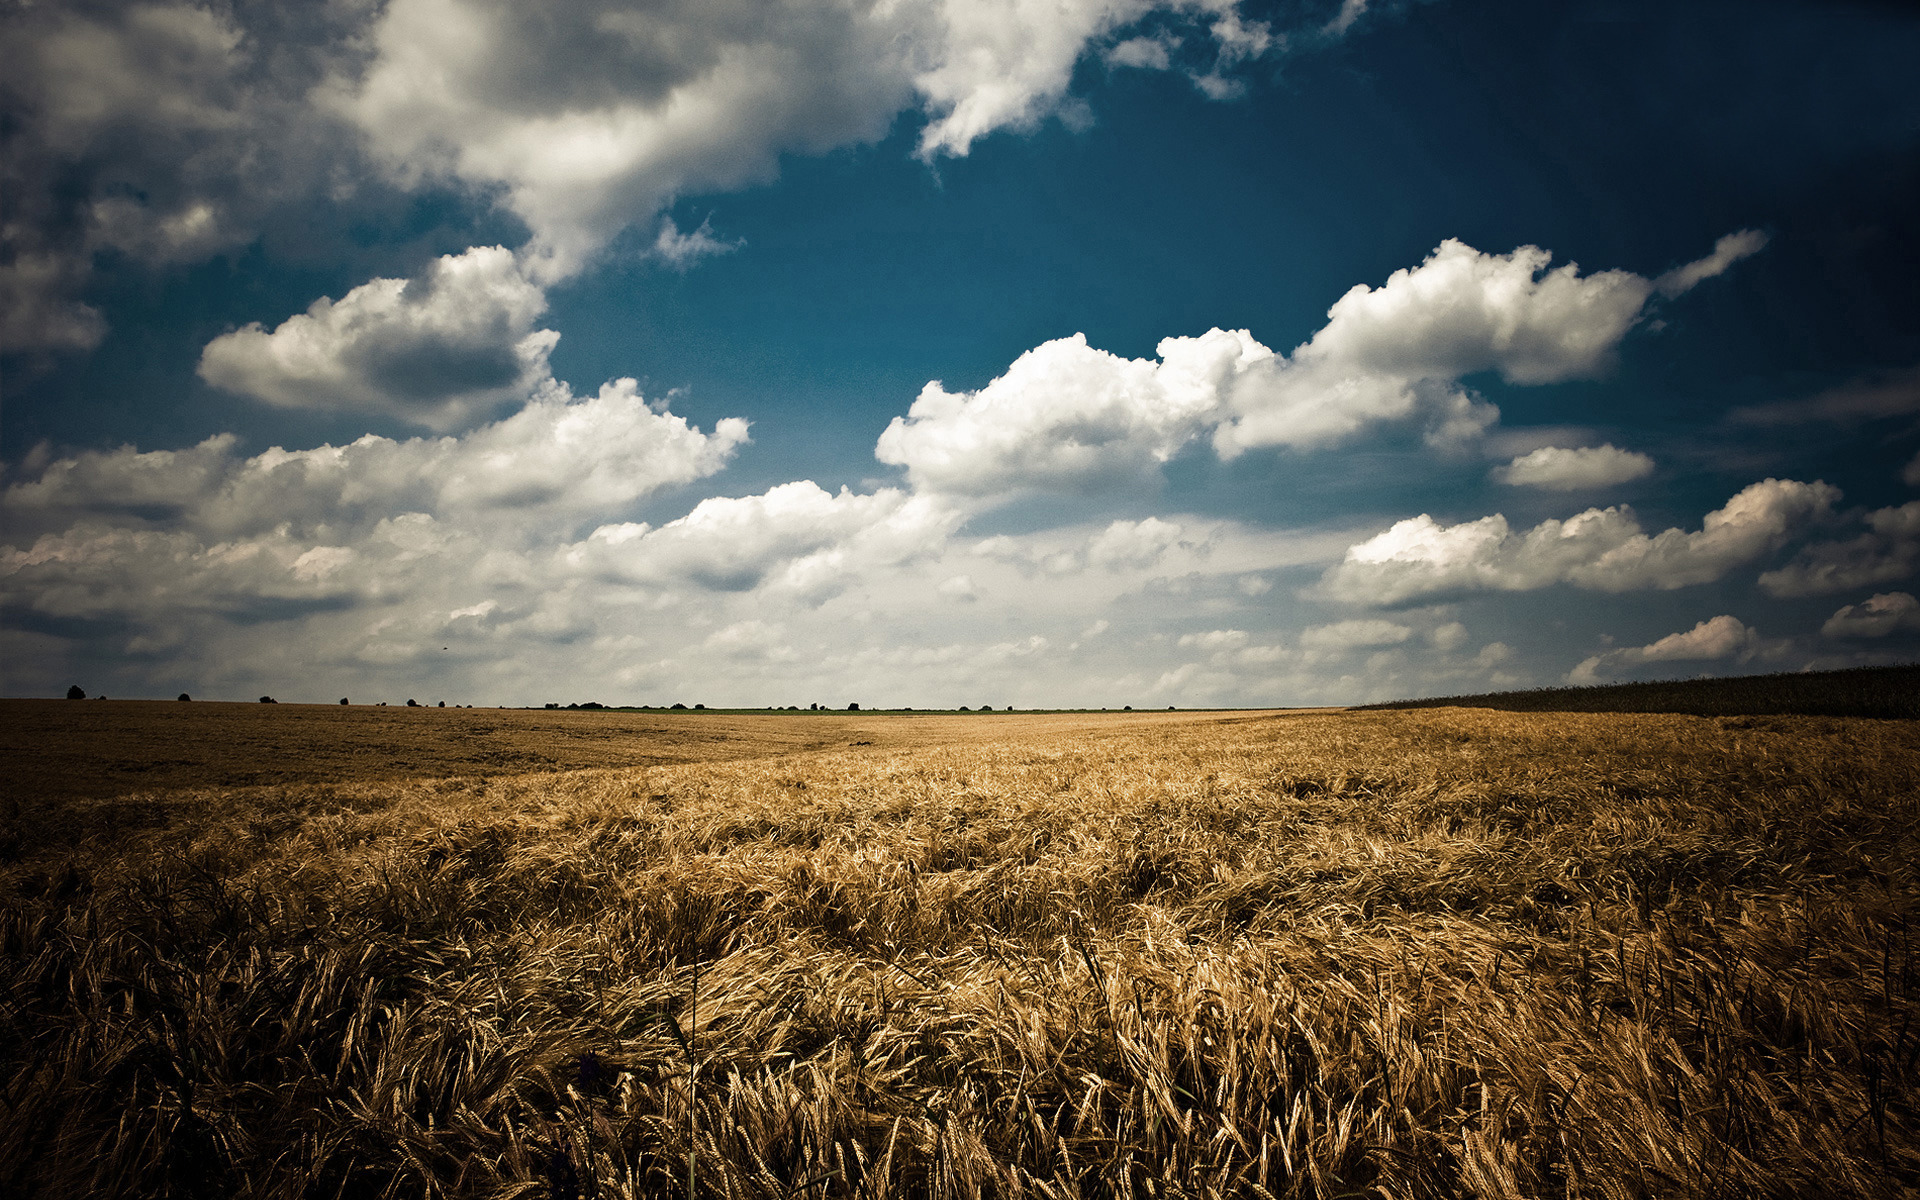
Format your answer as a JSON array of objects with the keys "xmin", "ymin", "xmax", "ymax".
[{"xmin": 3, "ymin": 0, "xmax": 1919, "ymax": 710}]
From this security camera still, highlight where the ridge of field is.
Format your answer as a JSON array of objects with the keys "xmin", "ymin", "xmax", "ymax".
[
  {"xmin": 3, "ymin": 707, "xmax": 1917, "ymax": 1196},
  {"xmin": 0, "ymin": 699, "xmax": 1285, "ymax": 804},
  {"xmin": 1357, "ymin": 661, "xmax": 1920, "ymax": 719}
]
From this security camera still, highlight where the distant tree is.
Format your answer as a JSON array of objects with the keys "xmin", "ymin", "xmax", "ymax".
[
  {"xmin": 545, "ymin": 703, "xmax": 559, "ymax": 709},
  {"xmin": 438, "ymin": 700, "xmax": 446, "ymax": 708},
  {"xmin": 177, "ymin": 693, "xmax": 191, "ymax": 702},
  {"xmin": 340, "ymin": 698, "xmax": 349, "ymax": 705},
  {"xmin": 406, "ymin": 699, "xmax": 419, "ymax": 707},
  {"xmin": 847, "ymin": 702, "xmax": 860, "ymax": 711},
  {"xmin": 1123, "ymin": 705, "xmax": 1132, "ymax": 711},
  {"xmin": 260, "ymin": 696, "xmax": 277, "ymax": 704},
  {"xmin": 979, "ymin": 705, "xmax": 993, "ymax": 712},
  {"xmin": 694, "ymin": 703, "xmax": 706, "ymax": 710},
  {"xmin": 959, "ymin": 706, "xmax": 970, "ymax": 712},
  {"xmin": 671, "ymin": 702, "xmax": 687, "ymax": 710},
  {"xmin": 66, "ymin": 685, "xmax": 85, "ymax": 700}
]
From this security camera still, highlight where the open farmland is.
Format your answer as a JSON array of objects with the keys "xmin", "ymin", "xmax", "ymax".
[{"xmin": 3, "ymin": 704, "xmax": 1918, "ymax": 1198}]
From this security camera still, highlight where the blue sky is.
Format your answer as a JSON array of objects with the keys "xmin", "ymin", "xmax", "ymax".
[{"xmin": 4, "ymin": 0, "xmax": 1918, "ymax": 707}]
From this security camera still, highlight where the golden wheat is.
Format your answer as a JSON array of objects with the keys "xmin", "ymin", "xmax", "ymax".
[{"xmin": 2, "ymin": 708, "xmax": 1916, "ymax": 1198}]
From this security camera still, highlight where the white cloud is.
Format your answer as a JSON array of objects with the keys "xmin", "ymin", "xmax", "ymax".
[
  {"xmin": 652, "ymin": 216, "xmax": 741, "ymax": 270},
  {"xmin": 1319, "ymin": 478, "xmax": 1839, "ymax": 606},
  {"xmin": 332, "ymin": 0, "xmax": 1282, "ymax": 279},
  {"xmin": 4, "ymin": 381, "xmax": 747, "ymax": 543},
  {"xmin": 874, "ymin": 332, "xmax": 1223, "ymax": 496},
  {"xmin": 1178, "ymin": 628, "xmax": 1250, "ymax": 651},
  {"xmin": 1300, "ymin": 618, "xmax": 1412, "ymax": 651},
  {"xmin": 1822, "ymin": 592, "xmax": 1920, "ymax": 639},
  {"xmin": 1568, "ymin": 614, "xmax": 1760, "ymax": 684},
  {"xmin": 198, "ymin": 247, "xmax": 558, "ymax": 431},
  {"xmin": 937, "ymin": 574, "xmax": 979, "ymax": 601},
  {"xmin": 1653, "ymin": 229, "xmax": 1770, "ymax": 299},
  {"xmin": 1, "ymin": 2, "xmax": 355, "ymax": 349},
  {"xmin": 1105, "ymin": 33, "xmax": 1178, "ymax": 69},
  {"xmin": 878, "ymin": 236, "xmax": 1755, "ymax": 497},
  {"xmin": 1087, "ymin": 517, "xmax": 1187, "ymax": 568},
  {"xmin": 1493, "ymin": 443, "xmax": 1655, "ymax": 490},
  {"xmin": 564, "ymin": 482, "xmax": 954, "ymax": 597},
  {"xmin": 1758, "ymin": 500, "xmax": 1920, "ymax": 597},
  {"xmin": 1203, "ymin": 238, "xmax": 1683, "ymax": 455}
]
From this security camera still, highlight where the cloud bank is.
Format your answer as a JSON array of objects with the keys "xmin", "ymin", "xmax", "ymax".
[{"xmin": 1319, "ymin": 479, "xmax": 1839, "ymax": 606}]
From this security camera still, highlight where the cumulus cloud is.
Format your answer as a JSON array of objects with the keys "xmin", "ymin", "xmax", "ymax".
[
  {"xmin": 879, "ymin": 236, "xmax": 1756, "ymax": 497},
  {"xmin": 1653, "ymin": 229, "xmax": 1770, "ymax": 299},
  {"xmin": 4, "ymin": 381, "xmax": 747, "ymax": 544},
  {"xmin": 198, "ymin": 247, "xmax": 559, "ymax": 430},
  {"xmin": 1, "ymin": 1, "xmax": 355, "ymax": 349},
  {"xmin": 1493, "ymin": 443, "xmax": 1655, "ymax": 490},
  {"xmin": 1319, "ymin": 478, "xmax": 1839, "ymax": 606},
  {"xmin": 331, "ymin": 0, "xmax": 1284, "ymax": 279},
  {"xmin": 1300, "ymin": 618, "xmax": 1413, "ymax": 651},
  {"xmin": 1087, "ymin": 518, "xmax": 1187, "ymax": 569},
  {"xmin": 1822, "ymin": 592, "xmax": 1920, "ymax": 639},
  {"xmin": 1759, "ymin": 500, "xmax": 1920, "ymax": 597},
  {"xmin": 1568, "ymin": 614, "xmax": 1761, "ymax": 684},
  {"xmin": 564, "ymin": 482, "xmax": 954, "ymax": 597},
  {"xmin": 874, "ymin": 332, "xmax": 1223, "ymax": 496}
]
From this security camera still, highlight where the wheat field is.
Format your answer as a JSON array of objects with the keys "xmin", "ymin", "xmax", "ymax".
[{"xmin": 3, "ymin": 705, "xmax": 1917, "ymax": 1198}]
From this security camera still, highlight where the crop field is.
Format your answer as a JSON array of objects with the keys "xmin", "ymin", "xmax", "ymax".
[{"xmin": 3, "ymin": 702, "xmax": 1919, "ymax": 1199}]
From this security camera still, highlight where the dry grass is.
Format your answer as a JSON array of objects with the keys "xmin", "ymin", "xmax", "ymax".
[{"xmin": 3, "ymin": 708, "xmax": 1917, "ymax": 1198}]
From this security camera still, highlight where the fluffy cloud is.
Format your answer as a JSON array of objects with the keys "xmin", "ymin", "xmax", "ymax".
[
  {"xmin": 563, "ymin": 482, "xmax": 953, "ymax": 596},
  {"xmin": 1299, "ymin": 618, "xmax": 1413, "ymax": 651},
  {"xmin": 4, "ymin": 381, "xmax": 746, "ymax": 545},
  {"xmin": 875, "ymin": 332, "xmax": 1223, "ymax": 495},
  {"xmin": 2, "ymin": 1, "xmax": 1294, "ymax": 344},
  {"xmin": 1, "ymin": 2, "xmax": 354, "ymax": 349},
  {"xmin": 1758, "ymin": 500, "xmax": 1920, "ymax": 597},
  {"xmin": 198, "ymin": 247, "xmax": 559, "ymax": 430},
  {"xmin": 1319, "ymin": 478, "xmax": 1838, "ymax": 606},
  {"xmin": 1822, "ymin": 592, "xmax": 1920, "ymax": 639},
  {"xmin": 880, "ymin": 237, "xmax": 1758, "ymax": 497},
  {"xmin": 332, "ymin": 0, "xmax": 1283, "ymax": 278},
  {"xmin": 1207, "ymin": 238, "xmax": 1678, "ymax": 454},
  {"xmin": 1568, "ymin": 614, "xmax": 1761, "ymax": 684},
  {"xmin": 1493, "ymin": 443, "xmax": 1655, "ymax": 490},
  {"xmin": 1203, "ymin": 239, "xmax": 1659, "ymax": 457}
]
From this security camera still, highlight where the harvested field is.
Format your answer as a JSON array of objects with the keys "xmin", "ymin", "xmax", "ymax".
[{"xmin": 3, "ymin": 704, "xmax": 1917, "ymax": 1197}]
